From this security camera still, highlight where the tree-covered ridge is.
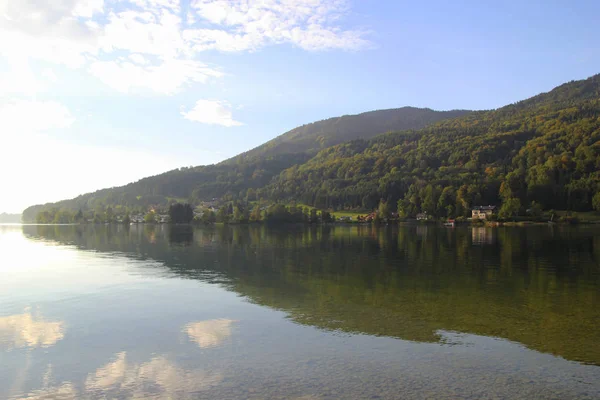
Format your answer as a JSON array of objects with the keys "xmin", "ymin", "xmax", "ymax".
[
  {"xmin": 21, "ymin": 73, "xmax": 600, "ymax": 222},
  {"xmin": 227, "ymin": 107, "xmax": 472, "ymax": 162},
  {"xmin": 22, "ymin": 108, "xmax": 469, "ymax": 222},
  {"xmin": 268, "ymin": 74, "xmax": 600, "ymax": 215},
  {"xmin": 22, "ymin": 152, "xmax": 310, "ymax": 222}
]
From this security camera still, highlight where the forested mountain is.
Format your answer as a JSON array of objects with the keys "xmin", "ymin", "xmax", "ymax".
[
  {"xmin": 22, "ymin": 73, "xmax": 600, "ymax": 222},
  {"xmin": 227, "ymin": 107, "xmax": 471, "ymax": 162},
  {"xmin": 267, "ymin": 74, "xmax": 600, "ymax": 215},
  {"xmin": 22, "ymin": 108, "xmax": 470, "ymax": 221}
]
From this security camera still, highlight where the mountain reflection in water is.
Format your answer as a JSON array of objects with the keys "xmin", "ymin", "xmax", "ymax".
[
  {"xmin": 1, "ymin": 224, "xmax": 600, "ymax": 399},
  {"xmin": 22, "ymin": 224, "xmax": 600, "ymax": 366}
]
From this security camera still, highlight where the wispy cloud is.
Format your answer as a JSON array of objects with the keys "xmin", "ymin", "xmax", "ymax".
[
  {"xmin": 182, "ymin": 99, "xmax": 243, "ymax": 127},
  {"xmin": 89, "ymin": 58, "xmax": 222, "ymax": 95},
  {"xmin": 0, "ymin": 0, "xmax": 369, "ymax": 96},
  {"xmin": 186, "ymin": 0, "xmax": 370, "ymax": 52},
  {"xmin": 0, "ymin": 0, "xmax": 102, "ymax": 68}
]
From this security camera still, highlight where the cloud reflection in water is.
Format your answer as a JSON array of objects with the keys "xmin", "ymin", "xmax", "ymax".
[
  {"xmin": 85, "ymin": 352, "xmax": 222, "ymax": 397},
  {"xmin": 184, "ymin": 319, "xmax": 236, "ymax": 349},
  {"xmin": 0, "ymin": 311, "xmax": 64, "ymax": 350}
]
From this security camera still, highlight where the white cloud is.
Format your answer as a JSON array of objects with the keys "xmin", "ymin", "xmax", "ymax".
[
  {"xmin": 89, "ymin": 58, "xmax": 222, "ymax": 95},
  {"xmin": 41, "ymin": 68, "xmax": 59, "ymax": 83},
  {"xmin": 0, "ymin": 0, "xmax": 101, "ymax": 68},
  {"xmin": 84, "ymin": 352, "xmax": 222, "ymax": 396},
  {"xmin": 74, "ymin": 0, "xmax": 105, "ymax": 18},
  {"xmin": 129, "ymin": 0, "xmax": 180, "ymax": 12},
  {"xmin": 0, "ymin": 311, "xmax": 65, "ymax": 351},
  {"xmin": 99, "ymin": 9, "xmax": 186, "ymax": 59},
  {"xmin": 184, "ymin": 319, "xmax": 236, "ymax": 348},
  {"xmin": 185, "ymin": 0, "xmax": 369, "ymax": 52},
  {"xmin": 0, "ymin": 0, "xmax": 369, "ymax": 96},
  {"xmin": 181, "ymin": 99, "xmax": 243, "ymax": 127},
  {"xmin": 128, "ymin": 53, "xmax": 149, "ymax": 65},
  {"xmin": 0, "ymin": 58, "xmax": 42, "ymax": 96},
  {"xmin": 18, "ymin": 351, "xmax": 222, "ymax": 400}
]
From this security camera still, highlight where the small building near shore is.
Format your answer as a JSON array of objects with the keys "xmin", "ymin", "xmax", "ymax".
[
  {"xmin": 416, "ymin": 212, "xmax": 430, "ymax": 221},
  {"xmin": 471, "ymin": 206, "xmax": 497, "ymax": 220}
]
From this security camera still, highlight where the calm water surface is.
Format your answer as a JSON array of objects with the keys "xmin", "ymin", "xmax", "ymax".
[{"xmin": 1, "ymin": 224, "xmax": 599, "ymax": 399}]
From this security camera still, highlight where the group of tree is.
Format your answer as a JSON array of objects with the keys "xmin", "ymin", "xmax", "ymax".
[
  {"xmin": 169, "ymin": 203, "xmax": 194, "ymax": 224},
  {"xmin": 23, "ymin": 74, "xmax": 600, "ymax": 222},
  {"xmin": 195, "ymin": 202, "xmax": 334, "ymax": 225},
  {"xmin": 267, "ymin": 75, "xmax": 600, "ymax": 217}
]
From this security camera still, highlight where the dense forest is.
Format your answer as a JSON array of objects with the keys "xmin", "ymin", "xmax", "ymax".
[
  {"xmin": 21, "ymin": 107, "xmax": 470, "ymax": 221},
  {"xmin": 23, "ymin": 74, "xmax": 600, "ymax": 222},
  {"xmin": 227, "ymin": 107, "xmax": 471, "ymax": 162},
  {"xmin": 268, "ymin": 74, "xmax": 600, "ymax": 217}
]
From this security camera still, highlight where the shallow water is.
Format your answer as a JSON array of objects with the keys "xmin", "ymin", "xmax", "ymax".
[{"xmin": 1, "ymin": 224, "xmax": 599, "ymax": 399}]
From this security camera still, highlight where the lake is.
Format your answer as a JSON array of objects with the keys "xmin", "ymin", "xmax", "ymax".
[{"xmin": 1, "ymin": 224, "xmax": 599, "ymax": 399}]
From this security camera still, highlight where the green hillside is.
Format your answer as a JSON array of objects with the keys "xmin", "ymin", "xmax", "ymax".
[
  {"xmin": 22, "ymin": 73, "xmax": 600, "ymax": 222},
  {"xmin": 227, "ymin": 107, "xmax": 471, "ymax": 162},
  {"xmin": 22, "ymin": 108, "xmax": 470, "ymax": 221},
  {"xmin": 267, "ymin": 74, "xmax": 600, "ymax": 215}
]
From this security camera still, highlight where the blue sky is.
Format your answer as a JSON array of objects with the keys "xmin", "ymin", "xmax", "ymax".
[{"xmin": 1, "ymin": 0, "xmax": 599, "ymax": 213}]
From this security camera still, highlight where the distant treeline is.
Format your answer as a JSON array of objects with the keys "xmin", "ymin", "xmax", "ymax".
[
  {"xmin": 34, "ymin": 202, "xmax": 336, "ymax": 225},
  {"xmin": 0, "ymin": 213, "xmax": 21, "ymax": 223}
]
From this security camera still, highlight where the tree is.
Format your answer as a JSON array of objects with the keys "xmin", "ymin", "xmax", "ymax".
[
  {"xmin": 246, "ymin": 188, "xmax": 257, "ymax": 202},
  {"xmin": 320, "ymin": 210, "xmax": 334, "ymax": 223},
  {"xmin": 500, "ymin": 171, "xmax": 524, "ymax": 201},
  {"xmin": 169, "ymin": 203, "xmax": 194, "ymax": 224},
  {"xmin": 377, "ymin": 199, "xmax": 390, "ymax": 221},
  {"xmin": 499, "ymin": 198, "xmax": 521, "ymax": 219},
  {"xmin": 265, "ymin": 204, "xmax": 292, "ymax": 224},
  {"xmin": 250, "ymin": 205, "xmax": 262, "ymax": 222},
  {"xmin": 309, "ymin": 208, "xmax": 318, "ymax": 223},
  {"xmin": 105, "ymin": 207, "xmax": 114, "ymax": 223},
  {"xmin": 201, "ymin": 209, "xmax": 216, "ymax": 224},
  {"xmin": 528, "ymin": 201, "xmax": 542, "ymax": 217},
  {"xmin": 74, "ymin": 209, "xmax": 84, "ymax": 223},
  {"xmin": 217, "ymin": 206, "xmax": 230, "ymax": 223},
  {"xmin": 37, "ymin": 211, "xmax": 51, "ymax": 224},
  {"xmin": 438, "ymin": 186, "xmax": 455, "ymax": 217},
  {"xmin": 232, "ymin": 205, "xmax": 249, "ymax": 223},
  {"xmin": 593, "ymin": 193, "xmax": 600, "ymax": 212},
  {"xmin": 53, "ymin": 210, "xmax": 73, "ymax": 224},
  {"xmin": 421, "ymin": 185, "xmax": 437, "ymax": 215},
  {"xmin": 144, "ymin": 211, "xmax": 156, "ymax": 223}
]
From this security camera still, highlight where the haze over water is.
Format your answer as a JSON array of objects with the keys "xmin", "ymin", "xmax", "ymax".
[{"xmin": 1, "ymin": 224, "xmax": 599, "ymax": 399}]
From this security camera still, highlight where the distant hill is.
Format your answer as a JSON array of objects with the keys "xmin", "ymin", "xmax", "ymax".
[
  {"xmin": 22, "ymin": 107, "xmax": 471, "ymax": 221},
  {"xmin": 227, "ymin": 107, "xmax": 471, "ymax": 162},
  {"xmin": 0, "ymin": 213, "xmax": 21, "ymax": 223}
]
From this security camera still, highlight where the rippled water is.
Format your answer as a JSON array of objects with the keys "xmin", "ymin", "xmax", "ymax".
[{"xmin": 1, "ymin": 224, "xmax": 599, "ymax": 399}]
